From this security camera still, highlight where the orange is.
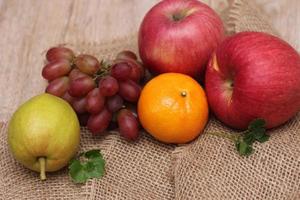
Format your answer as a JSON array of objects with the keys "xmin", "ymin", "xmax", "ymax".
[{"xmin": 138, "ymin": 73, "xmax": 209, "ymax": 144}]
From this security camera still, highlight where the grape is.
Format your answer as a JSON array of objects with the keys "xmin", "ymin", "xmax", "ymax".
[
  {"xmin": 124, "ymin": 103, "xmax": 138, "ymax": 118},
  {"xmin": 113, "ymin": 59, "xmax": 144, "ymax": 82},
  {"xmin": 87, "ymin": 108, "xmax": 112, "ymax": 134},
  {"xmin": 86, "ymin": 88, "xmax": 105, "ymax": 114},
  {"xmin": 99, "ymin": 76, "xmax": 119, "ymax": 97},
  {"xmin": 46, "ymin": 47, "xmax": 75, "ymax": 62},
  {"xmin": 128, "ymin": 60, "xmax": 144, "ymax": 82},
  {"xmin": 118, "ymin": 80, "xmax": 141, "ymax": 102},
  {"xmin": 107, "ymin": 95, "xmax": 124, "ymax": 112},
  {"xmin": 69, "ymin": 76, "xmax": 96, "ymax": 97},
  {"xmin": 116, "ymin": 50, "xmax": 137, "ymax": 61},
  {"xmin": 69, "ymin": 68, "xmax": 88, "ymax": 81},
  {"xmin": 77, "ymin": 113, "xmax": 90, "ymax": 126},
  {"xmin": 117, "ymin": 109, "xmax": 139, "ymax": 141},
  {"xmin": 110, "ymin": 62, "xmax": 131, "ymax": 81},
  {"xmin": 46, "ymin": 76, "xmax": 70, "ymax": 97},
  {"xmin": 42, "ymin": 59, "xmax": 71, "ymax": 81},
  {"xmin": 75, "ymin": 54, "xmax": 100, "ymax": 75},
  {"xmin": 72, "ymin": 97, "xmax": 87, "ymax": 114},
  {"xmin": 62, "ymin": 92, "xmax": 75, "ymax": 104}
]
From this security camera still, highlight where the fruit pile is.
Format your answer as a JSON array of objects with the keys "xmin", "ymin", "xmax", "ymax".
[
  {"xmin": 42, "ymin": 47, "xmax": 145, "ymax": 140},
  {"xmin": 7, "ymin": 0, "xmax": 300, "ymax": 184},
  {"xmin": 40, "ymin": 0, "xmax": 300, "ymax": 148}
]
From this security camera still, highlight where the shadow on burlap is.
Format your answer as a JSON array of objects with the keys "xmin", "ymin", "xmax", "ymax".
[{"xmin": 0, "ymin": 0, "xmax": 299, "ymax": 199}]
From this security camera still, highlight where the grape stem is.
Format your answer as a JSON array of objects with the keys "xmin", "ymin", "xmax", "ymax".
[
  {"xmin": 38, "ymin": 157, "xmax": 47, "ymax": 180},
  {"xmin": 93, "ymin": 59, "xmax": 112, "ymax": 82}
]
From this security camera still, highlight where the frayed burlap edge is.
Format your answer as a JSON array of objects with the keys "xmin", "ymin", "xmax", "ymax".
[{"xmin": 224, "ymin": 0, "xmax": 279, "ymax": 36}]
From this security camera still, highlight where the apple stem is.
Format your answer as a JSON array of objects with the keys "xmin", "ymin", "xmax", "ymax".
[
  {"xmin": 38, "ymin": 157, "xmax": 47, "ymax": 180},
  {"xmin": 206, "ymin": 131, "xmax": 240, "ymax": 142},
  {"xmin": 172, "ymin": 13, "xmax": 182, "ymax": 21}
]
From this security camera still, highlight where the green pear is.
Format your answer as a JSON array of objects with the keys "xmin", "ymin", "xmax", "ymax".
[{"xmin": 8, "ymin": 93, "xmax": 80, "ymax": 180}]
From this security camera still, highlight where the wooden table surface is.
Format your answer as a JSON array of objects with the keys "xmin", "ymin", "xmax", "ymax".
[{"xmin": 0, "ymin": 0, "xmax": 299, "ymax": 121}]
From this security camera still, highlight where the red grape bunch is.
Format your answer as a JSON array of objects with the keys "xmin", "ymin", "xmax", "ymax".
[{"xmin": 42, "ymin": 46, "xmax": 145, "ymax": 141}]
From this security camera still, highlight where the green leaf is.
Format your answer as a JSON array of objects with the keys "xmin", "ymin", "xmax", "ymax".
[
  {"xmin": 253, "ymin": 128, "xmax": 266, "ymax": 139},
  {"xmin": 256, "ymin": 134, "xmax": 270, "ymax": 143},
  {"xmin": 69, "ymin": 149, "xmax": 105, "ymax": 184},
  {"xmin": 236, "ymin": 140, "xmax": 253, "ymax": 156},
  {"xmin": 248, "ymin": 118, "xmax": 266, "ymax": 132},
  {"xmin": 69, "ymin": 159, "xmax": 88, "ymax": 183},
  {"xmin": 243, "ymin": 132, "xmax": 256, "ymax": 145},
  {"xmin": 248, "ymin": 118, "xmax": 269, "ymax": 143},
  {"xmin": 206, "ymin": 118, "xmax": 270, "ymax": 157},
  {"xmin": 85, "ymin": 158, "xmax": 105, "ymax": 178},
  {"xmin": 84, "ymin": 149, "xmax": 102, "ymax": 159}
]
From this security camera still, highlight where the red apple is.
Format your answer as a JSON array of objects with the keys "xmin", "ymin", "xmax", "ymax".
[
  {"xmin": 205, "ymin": 32, "xmax": 300, "ymax": 130},
  {"xmin": 138, "ymin": 0, "xmax": 224, "ymax": 78}
]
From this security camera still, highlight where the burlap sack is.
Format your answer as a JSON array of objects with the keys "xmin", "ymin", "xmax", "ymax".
[
  {"xmin": 173, "ymin": 0, "xmax": 300, "ymax": 199},
  {"xmin": 0, "ymin": 123, "xmax": 175, "ymax": 200},
  {"xmin": 1, "ymin": 1, "xmax": 299, "ymax": 200}
]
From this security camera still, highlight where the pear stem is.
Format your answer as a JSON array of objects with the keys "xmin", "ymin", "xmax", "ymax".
[{"xmin": 38, "ymin": 157, "xmax": 46, "ymax": 180}]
